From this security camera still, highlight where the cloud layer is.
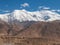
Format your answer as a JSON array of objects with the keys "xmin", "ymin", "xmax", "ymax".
[
  {"xmin": 38, "ymin": 6, "xmax": 50, "ymax": 10},
  {"xmin": 20, "ymin": 3, "xmax": 29, "ymax": 7}
]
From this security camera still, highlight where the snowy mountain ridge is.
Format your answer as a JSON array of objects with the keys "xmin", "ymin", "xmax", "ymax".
[{"xmin": 0, "ymin": 9, "xmax": 60, "ymax": 22}]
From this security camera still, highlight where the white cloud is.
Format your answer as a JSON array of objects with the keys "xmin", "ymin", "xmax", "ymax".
[
  {"xmin": 38, "ymin": 6, "xmax": 60, "ymax": 12},
  {"xmin": 43, "ymin": 7, "xmax": 50, "ymax": 9},
  {"xmin": 21, "ymin": 3, "xmax": 29, "ymax": 7},
  {"xmin": 20, "ymin": 7, "xmax": 22, "ymax": 8},
  {"xmin": 38, "ymin": 6, "xmax": 43, "ymax": 9},
  {"xmin": 51, "ymin": 9, "xmax": 60, "ymax": 12},
  {"xmin": 57, "ymin": 10, "xmax": 60, "ymax": 12},
  {"xmin": 3, "ymin": 10, "xmax": 10, "ymax": 12},
  {"xmin": 38, "ymin": 6, "xmax": 50, "ymax": 10},
  {"xmin": 0, "ymin": 9, "xmax": 10, "ymax": 12},
  {"xmin": 51, "ymin": 10, "xmax": 56, "ymax": 12}
]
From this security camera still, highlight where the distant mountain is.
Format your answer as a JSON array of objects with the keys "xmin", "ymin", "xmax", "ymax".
[
  {"xmin": 0, "ymin": 9, "xmax": 60, "ymax": 22},
  {"xmin": 0, "ymin": 9, "xmax": 60, "ymax": 45},
  {"xmin": 0, "ymin": 9, "xmax": 60, "ymax": 37}
]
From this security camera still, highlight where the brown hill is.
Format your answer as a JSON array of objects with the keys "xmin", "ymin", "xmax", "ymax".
[
  {"xmin": 15, "ymin": 21, "xmax": 60, "ymax": 39},
  {"xmin": 0, "ymin": 20, "xmax": 60, "ymax": 38},
  {"xmin": 0, "ymin": 21, "xmax": 60, "ymax": 45}
]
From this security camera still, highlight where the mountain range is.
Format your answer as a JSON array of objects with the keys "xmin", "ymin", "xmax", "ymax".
[
  {"xmin": 0, "ymin": 9, "xmax": 60, "ymax": 38},
  {"xmin": 0, "ymin": 9, "xmax": 60, "ymax": 45},
  {"xmin": 0, "ymin": 9, "xmax": 60, "ymax": 23}
]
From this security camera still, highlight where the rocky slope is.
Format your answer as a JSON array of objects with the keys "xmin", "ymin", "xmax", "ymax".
[{"xmin": 0, "ymin": 20, "xmax": 60, "ymax": 39}]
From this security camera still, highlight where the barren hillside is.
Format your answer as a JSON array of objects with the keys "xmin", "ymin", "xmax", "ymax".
[{"xmin": 0, "ymin": 20, "xmax": 60, "ymax": 45}]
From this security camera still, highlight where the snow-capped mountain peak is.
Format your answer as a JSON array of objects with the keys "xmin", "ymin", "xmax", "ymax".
[{"xmin": 0, "ymin": 9, "xmax": 60, "ymax": 22}]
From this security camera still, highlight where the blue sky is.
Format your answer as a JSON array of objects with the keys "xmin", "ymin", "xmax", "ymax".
[{"xmin": 0, "ymin": 0, "xmax": 60, "ymax": 13}]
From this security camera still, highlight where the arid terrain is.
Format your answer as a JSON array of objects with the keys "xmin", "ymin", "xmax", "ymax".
[{"xmin": 0, "ymin": 20, "xmax": 60, "ymax": 45}]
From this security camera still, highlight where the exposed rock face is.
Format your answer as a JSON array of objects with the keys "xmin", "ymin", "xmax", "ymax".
[
  {"xmin": 0, "ymin": 20, "xmax": 60, "ymax": 45},
  {"xmin": 0, "ymin": 20, "xmax": 60, "ymax": 38},
  {"xmin": 14, "ymin": 21, "xmax": 60, "ymax": 39}
]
